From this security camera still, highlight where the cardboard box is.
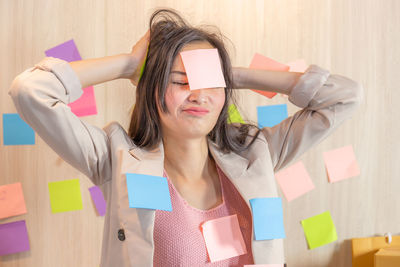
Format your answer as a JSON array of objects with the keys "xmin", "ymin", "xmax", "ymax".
[{"xmin": 374, "ymin": 247, "xmax": 400, "ymax": 267}]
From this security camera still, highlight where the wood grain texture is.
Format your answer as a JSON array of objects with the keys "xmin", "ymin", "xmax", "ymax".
[{"xmin": 1, "ymin": 0, "xmax": 398, "ymax": 266}]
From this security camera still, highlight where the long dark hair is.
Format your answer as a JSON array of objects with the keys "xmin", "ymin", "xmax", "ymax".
[{"xmin": 128, "ymin": 8, "xmax": 260, "ymax": 154}]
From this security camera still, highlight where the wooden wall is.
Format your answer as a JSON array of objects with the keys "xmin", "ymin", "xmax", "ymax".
[{"xmin": 1, "ymin": 0, "xmax": 399, "ymax": 266}]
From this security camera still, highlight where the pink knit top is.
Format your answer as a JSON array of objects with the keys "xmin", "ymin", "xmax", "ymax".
[{"xmin": 153, "ymin": 165, "xmax": 254, "ymax": 266}]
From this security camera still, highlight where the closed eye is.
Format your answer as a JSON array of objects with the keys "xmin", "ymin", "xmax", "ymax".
[{"xmin": 172, "ymin": 82, "xmax": 189, "ymax": 86}]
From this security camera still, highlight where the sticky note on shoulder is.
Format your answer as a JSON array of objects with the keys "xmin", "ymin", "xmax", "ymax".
[
  {"xmin": 249, "ymin": 197, "xmax": 285, "ymax": 240},
  {"xmin": 3, "ymin": 113, "xmax": 35, "ymax": 145},
  {"xmin": 0, "ymin": 220, "xmax": 30, "ymax": 256},
  {"xmin": 200, "ymin": 214, "xmax": 247, "ymax": 262},
  {"xmin": 48, "ymin": 179, "xmax": 83, "ymax": 213},
  {"xmin": 301, "ymin": 211, "xmax": 337, "ymax": 249},
  {"xmin": 323, "ymin": 145, "xmax": 360, "ymax": 183},
  {"xmin": 126, "ymin": 173, "xmax": 172, "ymax": 211},
  {"xmin": 180, "ymin": 48, "xmax": 226, "ymax": 90},
  {"xmin": 0, "ymin": 182, "xmax": 27, "ymax": 219}
]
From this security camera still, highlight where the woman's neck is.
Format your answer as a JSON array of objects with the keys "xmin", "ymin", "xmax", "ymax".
[{"xmin": 163, "ymin": 135, "xmax": 212, "ymax": 182}]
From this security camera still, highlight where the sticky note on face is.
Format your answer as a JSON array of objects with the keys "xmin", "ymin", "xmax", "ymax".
[
  {"xmin": 249, "ymin": 53, "xmax": 290, "ymax": 99},
  {"xmin": 227, "ymin": 104, "xmax": 244, "ymax": 124},
  {"xmin": 48, "ymin": 179, "xmax": 83, "ymax": 213},
  {"xmin": 249, "ymin": 197, "xmax": 286, "ymax": 240},
  {"xmin": 0, "ymin": 182, "xmax": 27, "ymax": 220},
  {"xmin": 200, "ymin": 214, "xmax": 247, "ymax": 262},
  {"xmin": 0, "ymin": 220, "xmax": 30, "ymax": 256},
  {"xmin": 323, "ymin": 145, "xmax": 360, "ymax": 183},
  {"xmin": 88, "ymin": 186, "xmax": 107, "ymax": 216},
  {"xmin": 2, "ymin": 113, "xmax": 35, "ymax": 145},
  {"xmin": 301, "ymin": 211, "xmax": 338, "ymax": 249},
  {"xmin": 257, "ymin": 104, "xmax": 288, "ymax": 128},
  {"xmin": 126, "ymin": 173, "xmax": 172, "ymax": 211},
  {"xmin": 45, "ymin": 39, "xmax": 97, "ymax": 117},
  {"xmin": 179, "ymin": 48, "xmax": 226, "ymax": 90},
  {"xmin": 275, "ymin": 161, "xmax": 315, "ymax": 202}
]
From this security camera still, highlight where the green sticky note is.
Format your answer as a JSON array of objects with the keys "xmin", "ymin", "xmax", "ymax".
[
  {"xmin": 48, "ymin": 179, "xmax": 83, "ymax": 213},
  {"xmin": 301, "ymin": 211, "xmax": 338, "ymax": 249},
  {"xmin": 227, "ymin": 104, "xmax": 244, "ymax": 124},
  {"xmin": 138, "ymin": 47, "xmax": 149, "ymax": 81}
]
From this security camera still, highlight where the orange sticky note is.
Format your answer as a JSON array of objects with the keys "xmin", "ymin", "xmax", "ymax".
[
  {"xmin": 286, "ymin": 59, "xmax": 309, "ymax": 73},
  {"xmin": 0, "ymin": 182, "xmax": 27, "ymax": 219},
  {"xmin": 323, "ymin": 145, "xmax": 360, "ymax": 183},
  {"xmin": 200, "ymin": 214, "xmax": 247, "ymax": 262},
  {"xmin": 180, "ymin": 48, "xmax": 226, "ymax": 90},
  {"xmin": 249, "ymin": 53, "xmax": 290, "ymax": 98},
  {"xmin": 275, "ymin": 161, "xmax": 315, "ymax": 202}
]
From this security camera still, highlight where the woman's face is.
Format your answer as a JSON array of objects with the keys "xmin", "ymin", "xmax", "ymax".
[{"xmin": 158, "ymin": 41, "xmax": 226, "ymax": 140}]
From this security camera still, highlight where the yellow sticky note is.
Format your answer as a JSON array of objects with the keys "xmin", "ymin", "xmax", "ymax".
[
  {"xmin": 301, "ymin": 211, "xmax": 337, "ymax": 249},
  {"xmin": 352, "ymin": 235, "xmax": 400, "ymax": 267},
  {"xmin": 227, "ymin": 104, "xmax": 244, "ymax": 124},
  {"xmin": 48, "ymin": 179, "xmax": 83, "ymax": 213},
  {"xmin": 323, "ymin": 145, "xmax": 361, "ymax": 183},
  {"xmin": 0, "ymin": 182, "xmax": 27, "ymax": 219},
  {"xmin": 200, "ymin": 214, "xmax": 247, "ymax": 262}
]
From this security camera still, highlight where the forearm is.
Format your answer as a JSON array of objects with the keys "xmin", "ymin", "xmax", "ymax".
[
  {"xmin": 69, "ymin": 53, "xmax": 137, "ymax": 88},
  {"xmin": 232, "ymin": 67, "xmax": 303, "ymax": 95}
]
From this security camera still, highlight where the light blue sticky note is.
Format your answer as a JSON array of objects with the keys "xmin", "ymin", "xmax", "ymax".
[
  {"xmin": 257, "ymin": 104, "xmax": 288, "ymax": 128},
  {"xmin": 125, "ymin": 173, "xmax": 172, "ymax": 211},
  {"xmin": 2, "ymin": 113, "xmax": 35, "ymax": 145},
  {"xmin": 249, "ymin": 197, "xmax": 286, "ymax": 240}
]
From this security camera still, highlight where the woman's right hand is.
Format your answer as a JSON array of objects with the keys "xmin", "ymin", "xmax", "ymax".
[{"xmin": 128, "ymin": 29, "xmax": 150, "ymax": 86}]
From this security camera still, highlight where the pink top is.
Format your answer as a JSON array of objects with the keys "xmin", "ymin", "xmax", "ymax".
[{"xmin": 153, "ymin": 165, "xmax": 254, "ymax": 266}]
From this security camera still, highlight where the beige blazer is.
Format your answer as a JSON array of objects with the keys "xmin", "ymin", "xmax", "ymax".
[{"xmin": 8, "ymin": 56, "xmax": 363, "ymax": 266}]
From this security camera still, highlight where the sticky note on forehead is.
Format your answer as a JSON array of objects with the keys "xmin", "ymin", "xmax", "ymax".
[{"xmin": 179, "ymin": 48, "xmax": 226, "ymax": 90}]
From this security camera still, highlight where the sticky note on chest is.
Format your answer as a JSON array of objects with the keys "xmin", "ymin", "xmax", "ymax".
[
  {"xmin": 125, "ymin": 173, "xmax": 172, "ymax": 211},
  {"xmin": 200, "ymin": 214, "xmax": 247, "ymax": 262},
  {"xmin": 180, "ymin": 48, "xmax": 226, "ymax": 90}
]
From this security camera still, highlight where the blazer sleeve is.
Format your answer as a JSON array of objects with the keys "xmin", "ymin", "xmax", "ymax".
[
  {"xmin": 8, "ymin": 56, "xmax": 112, "ymax": 185},
  {"xmin": 262, "ymin": 64, "xmax": 364, "ymax": 173}
]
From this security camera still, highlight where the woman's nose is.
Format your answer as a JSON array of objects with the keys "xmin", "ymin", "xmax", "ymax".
[{"xmin": 188, "ymin": 89, "xmax": 208, "ymax": 104}]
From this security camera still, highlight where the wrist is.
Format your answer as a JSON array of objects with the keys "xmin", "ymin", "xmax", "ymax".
[{"xmin": 120, "ymin": 53, "xmax": 139, "ymax": 79}]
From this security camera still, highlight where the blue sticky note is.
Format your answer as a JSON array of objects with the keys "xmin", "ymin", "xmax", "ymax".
[
  {"xmin": 45, "ymin": 39, "xmax": 82, "ymax": 62},
  {"xmin": 126, "ymin": 173, "xmax": 172, "ymax": 211},
  {"xmin": 249, "ymin": 197, "xmax": 286, "ymax": 240},
  {"xmin": 2, "ymin": 113, "xmax": 35, "ymax": 145},
  {"xmin": 257, "ymin": 104, "xmax": 288, "ymax": 128}
]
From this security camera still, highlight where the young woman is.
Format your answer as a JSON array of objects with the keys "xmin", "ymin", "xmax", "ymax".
[{"xmin": 9, "ymin": 8, "xmax": 363, "ymax": 267}]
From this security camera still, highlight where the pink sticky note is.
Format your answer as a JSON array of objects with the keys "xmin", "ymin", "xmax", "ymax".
[
  {"xmin": 67, "ymin": 86, "xmax": 97, "ymax": 117},
  {"xmin": 286, "ymin": 59, "xmax": 309, "ymax": 73},
  {"xmin": 275, "ymin": 161, "xmax": 315, "ymax": 202},
  {"xmin": 323, "ymin": 145, "xmax": 361, "ymax": 183},
  {"xmin": 180, "ymin": 48, "xmax": 226, "ymax": 90},
  {"xmin": 244, "ymin": 265, "xmax": 284, "ymax": 267},
  {"xmin": 200, "ymin": 214, "xmax": 247, "ymax": 262},
  {"xmin": 249, "ymin": 53, "xmax": 290, "ymax": 99},
  {"xmin": 0, "ymin": 182, "xmax": 27, "ymax": 220}
]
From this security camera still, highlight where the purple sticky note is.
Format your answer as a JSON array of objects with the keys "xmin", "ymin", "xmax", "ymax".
[
  {"xmin": 0, "ymin": 220, "xmax": 30, "ymax": 256},
  {"xmin": 44, "ymin": 39, "xmax": 98, "ymax": 117},
  {"xmin": 45, "ymin": 39, "xmax": 82, "ymax": 62},
  {"xmin": 88, "ymin": 186, "xmax": 106, "ymax": 216}
]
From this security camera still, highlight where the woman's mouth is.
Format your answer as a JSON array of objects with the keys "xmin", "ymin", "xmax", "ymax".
[{"xmin": 182, "ymin": 107, "xmax": 210, "ymax": 116}]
